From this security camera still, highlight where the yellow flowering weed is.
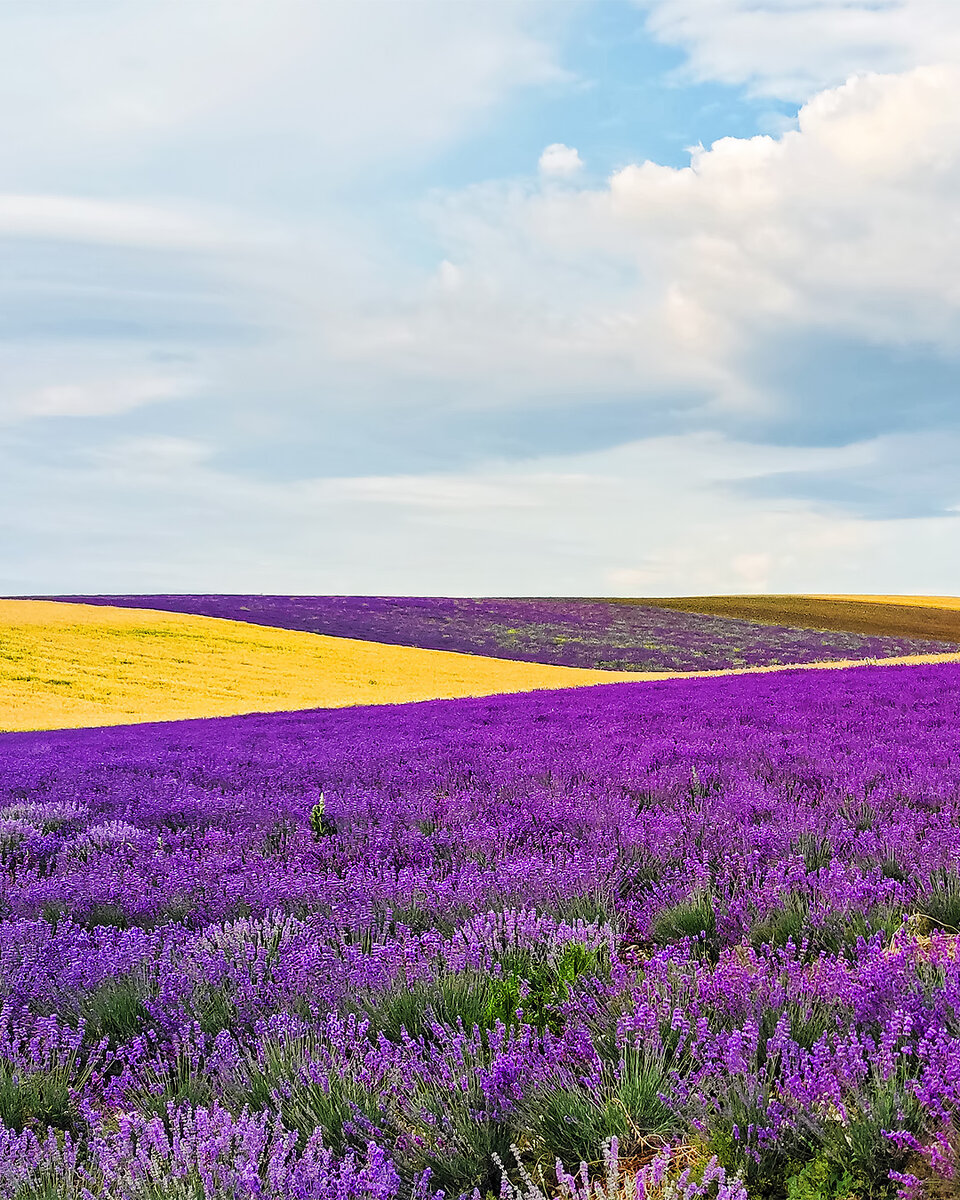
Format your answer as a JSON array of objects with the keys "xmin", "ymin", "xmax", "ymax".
[{"xmin": 0, "ymin": 599, "xmax": 640, "ymax": 732}]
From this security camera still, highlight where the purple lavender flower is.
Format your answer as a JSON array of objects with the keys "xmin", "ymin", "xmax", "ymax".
[
  {"xmin": 45, "ymin": 593, "xmax": 960, "ymax": 670},
  {"xmin": 1, "ymin": 662, "xmax": 960, "ymax": 1191}
]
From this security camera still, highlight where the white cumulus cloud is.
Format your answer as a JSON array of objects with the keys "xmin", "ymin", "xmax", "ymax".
[
  {"xmin": 329, "ymin": 64, "xmax": 960, "ymax": 413},
  {"xmin": 538, "ymin": 143, "xmax": 584, "ymax": 176}
]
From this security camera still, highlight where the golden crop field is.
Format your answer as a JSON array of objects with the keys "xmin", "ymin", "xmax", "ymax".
[
  {"xmin": 807, "ymin": 594, "xmax": 960, "ymax": 609},
  {"xmin": 0, "ymin": 599, "xmax": 640, "ymax": 732},
  {"xmin": 621, "ymin": 594, "xmax": 960, "ymax": 642}
]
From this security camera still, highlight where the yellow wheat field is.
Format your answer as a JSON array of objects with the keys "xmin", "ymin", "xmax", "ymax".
[
  {"xmin": 0, "ymin": 599, "xmax": 642, "ymax": 732},
  {"xmin": 807, "ymin": 594, "xmax": 960, "ymax": 609}
]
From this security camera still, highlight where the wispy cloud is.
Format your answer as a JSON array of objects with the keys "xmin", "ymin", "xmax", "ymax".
[
  {"xmin": 0, "ymin": 194, "xmax": 236, "ymax": 249},
  {"xmin": 637, "ymin": 0, "xmax": 960, "ymax": 99}
]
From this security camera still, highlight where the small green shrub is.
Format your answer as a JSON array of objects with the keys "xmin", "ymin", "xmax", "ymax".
[
  {"xmin": 811, "ymin": 904, "xmax": 904, "ymax": 960},
  {"xmin": 11, "ymin": 1170, "xmax": 88, "ymax": 1200},
  {"xmin": 549, "ymin": 890, "xmax": 620, "ymax": 930},
  {"xmin": 879, "ymin": 856, "xmax": 908, "ymax": 883},
  {"xmin": 649, "ymin": 892, "xmax": 719, "ymax": 959},
  {"xmin": 125, "ymin": 1042, "xmax": 215, "ymax": 1129},
  {"xmin": 918, "ymin": 868, "xmax": 960, "ymax": 932},
  {"xmin": 616, "ymin": 854, "xmax": 664, "ymax": 899},
  {"xmin": 749, "ymin": 894, "xmax": 810, "ymax": 951},
  {"xmin": 186, "ymin": 980, "xmax": 239, "ymax": 1038},
  {"xmin": 388, "ymin": 901, "xmax": 455, "ymax": 936},
  {"xmin": 0, "ymin": 1051, "xmax": 93, "ymax": 1135},
  {"xmin": 80, "ymin": 970, "xmax": 155, "ymax": 1048},
  {"xmin": 352, "ymin": 969, "xmax": 501, "ymax": 1043},
  {"xmin": 81, "ymin": 903, "xmax": 130, "ymax": 931},
  {"xmin": 785, "ymin": 1153, "xmax": 864, "ymax": 1200},
  {"xmin": 532, "ymin": 1043, "xmax": 675, "ymax": 1168},
  {"xmin": 230, "ymin": 1033, "xmax": 385, "ymax": 1158},
  {"xmin": 840, "ymin": 801, "xmax": 877, "ymax": 833},
  {"xmin": 703, "ymin": 1041, "xmax": 813, "ymax": 1197},
  {"xmin": 815, "ymin": 1062, "xmax": 925, "ymax": 1197},
  {"xmin": 389, "ymin": 1046, "xmax": 518, "ymax": 1196}
]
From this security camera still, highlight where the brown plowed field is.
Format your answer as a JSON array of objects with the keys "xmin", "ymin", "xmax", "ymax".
[{"xmin": 597, "ymin": 595, "xmax": 960, "ymax": 642}]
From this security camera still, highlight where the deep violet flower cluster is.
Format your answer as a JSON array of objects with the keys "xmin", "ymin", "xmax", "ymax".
[
  {"xmin": 47, "ymin": 594, "xmax": 960, "ymax": 670},
  {"xmin": 3, "ymin": 664, "xmax": 960, "ymax": 1195}
]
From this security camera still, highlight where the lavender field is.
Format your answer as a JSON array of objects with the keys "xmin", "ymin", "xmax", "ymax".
[
  {"xmin": 48, "ymin": 595, "xmax": 960, "ymax": 671},
  {"xmin": 2, "ymin": 664, "xmax": 960, "ymax": 1197}
]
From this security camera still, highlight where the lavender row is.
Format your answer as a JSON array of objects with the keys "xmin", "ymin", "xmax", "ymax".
[
  {"xmin": 47, "ymin": 593, "xmax": 960, "ymax": 671},
  {"xmin": 3, "ymin": 665, "xmax": 960, "ymax": 1195}
]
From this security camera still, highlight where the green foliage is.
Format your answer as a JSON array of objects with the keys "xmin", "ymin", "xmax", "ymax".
[
  {"xmin": 879, "ymin": 856, "xmax": 908, "ymax": 883},
  {"xmin": 793, "ymin": 834, "xmax": 834, "ymax": 874},
  {"xmin": 811, "ymin": 904, "xmax": 904, "ymax": 960},
  {"xmin": 506, "ymin": 941, "xmax": 604, "ymax": 1033},
  {"xmin": 708, "ymin": 1043, "xmax": 925, "ymax": 1200},
  {"xmin": 11, "ymin": 1171, "xmax": 87, "ymax": 1200},
  {"xmin": 778, "ymin": 999, "xmax": 847, "ymax": 1052},
  {"xmin": 703, "ymin": 1047, "xmax": 812, "ymax": 1197},
  {"xmin": 548, "ymin": 890, "xmax": 620, "ymax": 931},
  {"xmin": 616, "ymin": 852, "xmax": 664, "ymax": 899},
  {"xmin": 649, "ymin": 892, "xmax": 719, "ymax": 959},
  {"xmin": 228, "ymin": 1032, "xmax": 385, "ymax": 1159},
  {"xmin": 275, "ymin": 1063, "xmax": 385, "ymax": 1158},
  {"xmin": 840, "ymin": 800, "xmax": 877, "ymax": 834},
  {"xmin": 388, "ymin": 901, "xmax": 457, "ymax": 936},
  {"xmin": 389, "ymin": 1038, "xmax": 517, "ymax": 1196},
  {"xmin": 0, "ymin": 1052, "xmax": 93, "ymax": 1135},
  {"xmin": 0, "ymin": 827, "xmax": 28, "ymax": 869},
  {"xmin": 750, "ymin": 899, "xmax": 903, "ymax": 962},
  {"xmin": 79, "ymin": 970, "xmax": 154, "ymax": 1048},
  {"xmin": 918, "ymin": 867, "xmax": 960, "ymax": 932},
  {"xmin": 785, "ymin": 1153, "xmax": 864, "ymax": 1200},
  {"xmin": 708, "ymin": 1125, "xmax": 808, "ymax": 1200},
  {"xmin": 125, "ymin": 1043, "xmax": 215, "ymax": 1129},
  {"xmin": 814, "ymin": 1060, "xmax": 925, "ymax": 1197},
  {"xmin": 151, "ymin": 897, "xmax": 199, "ymax": 928},
  {"xmin": 81, "ymin": 903, "xmax": 130, "ymax": 931},
  {"xmin": 749, "ymin": 894, "xmax": 810, "ymax": 951},
  {"xmin": 354, "ymin": 941, "xmax": 603, "ymax": 1044},
  {"xmin": 186, "ymin": 980, "xmax": 240, "ymax": 1038},
  {"xmin": 531, "ymin": 1043, "xmax": 676, "ymax": 1168},
  {"xmin": 352, "ymin": 969, "xmax": 501, "ymax": 1042}
]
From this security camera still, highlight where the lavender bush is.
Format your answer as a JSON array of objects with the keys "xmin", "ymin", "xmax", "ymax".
[
  {"xmin": 47, "ymin": 594, "xmax": 960, "ymax": 670},
  {"xmin": 2, "ymin": 663, "xmax": 960, "ymax": 1194}
]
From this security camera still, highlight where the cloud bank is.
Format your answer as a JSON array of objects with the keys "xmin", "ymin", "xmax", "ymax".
[{"xmin": 3, "ymin": 0, "xmax": 960, "ymax": 593}]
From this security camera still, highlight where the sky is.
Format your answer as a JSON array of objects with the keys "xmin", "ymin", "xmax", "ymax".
[{"xmin": 4, "ymin": 0, "xmax": 960, "ymax": 596}]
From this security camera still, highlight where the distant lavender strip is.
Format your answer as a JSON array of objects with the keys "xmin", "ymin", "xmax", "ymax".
[{"xmin": 47, "ymin": 593, "xmax": 960, "ymax": 671}]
